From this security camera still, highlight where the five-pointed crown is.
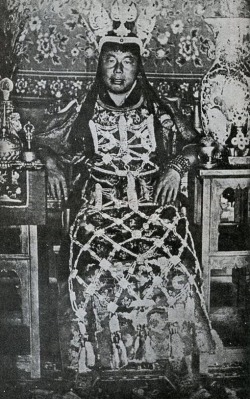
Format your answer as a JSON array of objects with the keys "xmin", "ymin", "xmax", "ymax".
[{"xmin": 88, "ymin": 0, "xmax": 157, "ymax": 54}]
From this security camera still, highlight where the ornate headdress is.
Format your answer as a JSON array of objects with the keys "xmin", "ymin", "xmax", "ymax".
[{"xmin": 88, "ymin": 0, "xmax": 157, "ymax": 54}]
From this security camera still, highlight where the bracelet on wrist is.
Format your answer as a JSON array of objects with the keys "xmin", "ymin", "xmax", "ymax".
[{"xmin": 165, "ymin": 155, "xmax": 191, "ymax": 178}]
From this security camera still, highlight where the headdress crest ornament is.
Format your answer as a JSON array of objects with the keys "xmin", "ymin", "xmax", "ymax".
[{"xmin": 88, "ymin": 0, "xmax": 157, "ymax": 54}]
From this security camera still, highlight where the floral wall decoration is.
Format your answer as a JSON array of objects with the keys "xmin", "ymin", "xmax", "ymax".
[
  {"xmin": 0, "ymin": 0, "xmax": 249, "ymax": 102},
  {"xmin": 11, "ymin": 0, "xmax": 217, "ymax": 73},
  {"xmin": 0, "ymin": 0, "xmax": 32, "ymax": 78}
]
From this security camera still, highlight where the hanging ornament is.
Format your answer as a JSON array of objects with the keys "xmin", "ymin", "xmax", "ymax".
[{"xmin": 85, "ymin": 341, "xmax": 96, "ymax": 367}]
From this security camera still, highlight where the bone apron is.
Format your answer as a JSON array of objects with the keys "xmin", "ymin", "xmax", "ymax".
[{"xmin": 67, "ymin": 95, "xmax": 218, "ymax": 375}]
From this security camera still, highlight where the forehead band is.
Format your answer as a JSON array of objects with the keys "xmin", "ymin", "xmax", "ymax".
[{"xmin": 99, "ymin": 36, "xmax": 143, "ymax": 55}]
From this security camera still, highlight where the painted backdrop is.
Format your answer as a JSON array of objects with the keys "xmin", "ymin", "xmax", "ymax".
[{"xmin": 0, "ymin": 0, "xmax": 249, "ymax": 107}]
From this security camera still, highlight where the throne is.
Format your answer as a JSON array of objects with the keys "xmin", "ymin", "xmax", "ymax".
[{"xmin": 0, "ymin": 78, "xmax": 46, "ymax": 378}]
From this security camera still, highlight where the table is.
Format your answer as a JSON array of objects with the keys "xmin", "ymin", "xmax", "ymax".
[
  {"xmin": 194, "ymin": 168, "xmax": 250, "ymax": 371},
  {"xmin": 0, "ymin": 168, "xmax": 46, "ymax": 378}
]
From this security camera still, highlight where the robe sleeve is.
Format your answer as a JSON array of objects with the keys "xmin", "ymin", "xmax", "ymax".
[{"xmin": 33, "ymin": 99, "xmax": 83, "ymax": 163}]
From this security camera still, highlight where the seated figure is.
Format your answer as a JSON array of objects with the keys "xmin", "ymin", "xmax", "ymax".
[{"xmin": 35, "ymin": 31, "xmax": 222, "ymax": 393}]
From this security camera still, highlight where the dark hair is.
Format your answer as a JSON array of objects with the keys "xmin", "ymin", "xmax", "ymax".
[{"xmin": 69, "ymin": 39, "xmax": 174, "ymax": 162}]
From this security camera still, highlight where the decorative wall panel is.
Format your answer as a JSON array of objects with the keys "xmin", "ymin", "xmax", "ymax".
[{"xmin": 1, "ymin": 0, "xmax": 249, "ymax": 103}]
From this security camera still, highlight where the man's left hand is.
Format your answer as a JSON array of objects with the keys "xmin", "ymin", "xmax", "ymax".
[{"xmin": 153, "ymin": 168, "xmax": 181, "ymax": 206}]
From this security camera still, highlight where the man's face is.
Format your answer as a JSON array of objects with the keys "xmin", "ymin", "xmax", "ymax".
[{"xmin": 101, "ymin": 49, "xmax": 139, "ymax": 94}]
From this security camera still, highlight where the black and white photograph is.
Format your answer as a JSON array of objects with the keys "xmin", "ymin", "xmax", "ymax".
[{"xmin": 0, "ymin": 0, "xmax": 249, "ymax": 398}]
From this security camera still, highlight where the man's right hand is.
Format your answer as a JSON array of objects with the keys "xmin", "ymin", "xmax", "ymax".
[{"xmin": 45, "ymin": 156, "xmax": 68, "ymax": 200}]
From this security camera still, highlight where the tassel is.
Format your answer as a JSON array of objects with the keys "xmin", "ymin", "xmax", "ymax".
[
  {"xmin": 78, "ymin": 346, "xmax": 89, "ymax": 373},
  {"xmin": 95, "ymin": 183, "xmax": 102, "ymax": 210},
  {"xmin": 78, "ymin": 321, "xmax": 86, "ymax": 336},
  {"xmin": 136, "ymin": 339, "xmax": 145, "ymax": 361},
  {"xmin": 211, "ymin": 328, "xmax": 224, "ymax": 353},
  {"xmin": 134, "ymin": 336, "xmax": 140, "ymax": 357},
  {"xmin": 89, "ymin": 120, "xmax": 99, "ymax": 153},
  {"xmin": 145, "ymin": 335, "xmax": 156, "ymax": 364},
  {"xmin": 85, "ymin": 341, "xmax": 95, "ymax": 367},
  {"xmin": 109, "ymin": 314, "xmax": 120, "ymax": 334},
  {"xmin": 134, "ymin": 326, "xmax": 145, "ymax": 361},
  {"xmin": 147, "ymin": 114, "xmax": 156, "ymax": 151},
  {"xmin": 119, "ymin": 338, "xmax": 128, "ymax": 366},
  {"xmin": 185, "ymin": 295, "xmax": 195, "ymax": 322},
  {"xmin": 127, "ymin": 171, "xmax": 138, "ymax": 211},
  {"xmin": 112, "ymin": 343, "xmax": 120, "ymax": 369},
  {"xmin": 118, "ymin": 115, "xmax": 128, "ymax": 152}
]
